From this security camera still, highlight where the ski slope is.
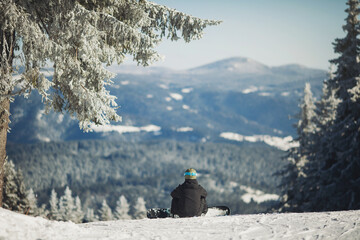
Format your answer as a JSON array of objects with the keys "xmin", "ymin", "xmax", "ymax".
[{"xmin": 1, "ymin": 208, "xmax": 359, "ymax": 240}]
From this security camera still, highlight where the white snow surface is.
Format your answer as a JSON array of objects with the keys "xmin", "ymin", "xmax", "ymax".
[
  {"xmin": 238, "ymin": 185, "xmax": 279, "ymax": 204},
  {"xmin": 169, "ymin": 93, "xmax": 183, "ymax": 101},
  {"xmin": 220, "ymin": 132, "xmax": 299, "ymax": 151},
  {"xmin": 120, "ymin": 81, "xmax": 129, "ymax": 85},
  {"xmin": 1, "ymin": 208, "xmax": 359, "ymax": 240},
  {"xmin": 159, "ymin": 84, "xmax": 169, "ymax": 89},
  {"xmin": 176, "ymin": 127, "xmax": 193, "ymax": 132},
  {"xmin": 242, "ymin": 86, "xmax": 259, "ymax": 94},
  {"xmin": 182, "ymin": 104, "xmax": 190, "ymax": 110},
  {"xmin": 181, "ymin": 88, "xmax": 193, "ymax": 93}
]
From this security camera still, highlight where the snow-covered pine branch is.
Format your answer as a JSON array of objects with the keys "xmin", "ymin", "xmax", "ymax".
[
  {"xmin": 0, "ymin": 0, "xmax": 220, "ymax": 206},
  {"xmin": 0, "ymin": 0, "xmax": 221, "ymax": 130}
]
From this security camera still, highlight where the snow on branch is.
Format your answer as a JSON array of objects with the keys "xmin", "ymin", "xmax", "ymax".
[
  {"xmin": 1, "ymin": 0, "xmax": 220, "ymax": 131},
  {"xmin": 143, "ymin": 1, "xmax": 222, "ymax": 42}
]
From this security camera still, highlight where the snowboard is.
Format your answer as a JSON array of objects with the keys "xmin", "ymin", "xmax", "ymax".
[{"xmin": 147, "ymin": 206, "xmax": 230, "ymax": 219}]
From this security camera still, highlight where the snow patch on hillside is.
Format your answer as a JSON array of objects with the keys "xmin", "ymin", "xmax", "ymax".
[
  {"xmin": 36, "ymin": 134, "xmax": 51, "ymax": 142},
  {"xmin": 237, "ymin": 184, "xmax": 279, "ymax": 203},
  {"xmin": 181, "ymin": 88, "xmax": 193, "ymax": 93},
  {"xmin": 1, "ymin": 208, "xmax": 359, "ymax": 240},
  {"xmin": 170, "ymin": 93, "xmax": 183, "ymax": 101},
  {"xmin": 120, "ymin": 81, "xmax": 129, "ymax": 85},
  {"xmin": 90, "ymin": 124, "xmax": 161, "ymax": 134},
  {"xmin": 176, "ymin": 127, "xmax": 193, "ymax": 132},
  {"xmin": 258, "ymin": 92, "xmax": 272, "ymax": 96},
  {"xmin": 182, "ymin": 104, "xmax": 198, "ymax": 113},
  {"xmin": 182, "ymin": 104, "xmax": 190, "ymax": 110},
  {"xmin": 220, "ymin": 132, "xmax": 299, "ymax": 151},
  {"xmin": 207, "ymin": 180, "xmax": 278, "ymax": 204},
  {"xmin": 159, "ymin": 84, "xmax": 168, "ymax": 89},
  {"xmin": 242, "ymin": 86, "xmax": 259, "ymax": 94}
]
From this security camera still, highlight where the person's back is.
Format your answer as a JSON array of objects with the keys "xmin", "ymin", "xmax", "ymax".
[{"xmin": 171, "ymin": 168, "xmax": 208, "ymax": 217}]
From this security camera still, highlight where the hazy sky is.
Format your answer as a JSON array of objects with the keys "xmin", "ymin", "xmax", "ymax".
[{"xmin": 134, "ymin": 0, "xmax": 348, "ymax": 71}]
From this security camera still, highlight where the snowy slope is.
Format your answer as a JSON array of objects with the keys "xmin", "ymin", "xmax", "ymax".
[{"xmin": 1, "ymin": 208, "xmax": 359, "ymax": 240}]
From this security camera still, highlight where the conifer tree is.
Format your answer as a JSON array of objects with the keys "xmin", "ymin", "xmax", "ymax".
[
  {"xmin": 281, "ymin": 0, "xmax": 360, "ymax": 212},
  {"xmin": 14, "ymin": 169, "xmax": 30, "ymax": 213},
  {"xmin": 84, "ymin": 208, "xmax": 98, "ymax": 223},
  {"xmin": 313, "ymin": 0, "xmax": 360, "ymax": 210},
  {"xmin": 99, "ymin": 199, "xmax": 113, "ymax": 221},
  {"xmin": 312, "ymin": 69, "xmax": 341, "ymax": 170},
  {"xmin": 114, "ymin": 195, "xmax": 131, "ymax": 220},
  {"xmin": 73, "ymin": 196, "xmax": 84, "ymax": 223},
  {"xmin": 0, "ymin": 0, "xmax": 220, "ymax": 206},
  {"xmin": 58, "ymin": 186, "xmax": 75, "ymax": 221},
  {"xmin": 296, "ymin": 83, "xmax": 318, "ymax": 169},
  {"xmin": 2, "ymin": 159, "xmax": 30, "ymax": 213},
  {"xmin": 316, "ymin": 66, "xmax": 340, "ymax": 128},
  {"xmin": 49, "ymin": 189, "xmax": 59, "ymax": 220},
  {"xmin": 27, "ymin": 188, "xmax": 38, "ymax": 216},
  {"xmin": 280, "ymin": 83, "xmax": 317, "ymax": 211},
  {"xmin": 2, "ymin": 159, "xmax": 19, "ymax": 211},
  {"xmin": 133, "ymin": 197, "xmax": 147, "ymax": 219}
]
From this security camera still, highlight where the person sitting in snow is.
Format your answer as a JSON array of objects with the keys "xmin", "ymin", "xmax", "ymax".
[{"xmin": 170, "ymin": 168, "xmax": 208, "ymax": 217}]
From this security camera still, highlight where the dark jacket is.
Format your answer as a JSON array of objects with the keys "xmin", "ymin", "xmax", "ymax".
[{"xmin": 170, "ymin": 179, "xmax": 208, "ymax": 217}]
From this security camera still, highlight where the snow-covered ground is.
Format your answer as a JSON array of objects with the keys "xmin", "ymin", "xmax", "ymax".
[
  {"xmin": 1, "ymin": 208, "xmax": 359, "ymax": 240},
  {"xmin": 220, "ymin": 132, "xmax": 299, "ymax": 151},
  {"xmin": 90, "ymin": 124, "xmax": 161, "ymax": 134}
]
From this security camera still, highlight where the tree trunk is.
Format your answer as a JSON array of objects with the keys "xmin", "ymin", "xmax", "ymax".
[
  {"xmin": 0, "ymin": 97, "xmax": 10, "ymax": 207},
  {"xmin": 0, "ymin": 29, "xmax": 15, "ymax": 206}
]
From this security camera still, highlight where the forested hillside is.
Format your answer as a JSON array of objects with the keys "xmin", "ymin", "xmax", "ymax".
[{"xmin": 7, "ymin": 140, "xmax": 284, "ymax": 215}]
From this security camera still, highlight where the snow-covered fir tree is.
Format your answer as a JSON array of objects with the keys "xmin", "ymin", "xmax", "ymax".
[
  {"xmin": 280, "ymin": 83, "xmax": 318, "ymax": 211},
  {"xmin": 49, "ymin": 189, "xmax": 59, "ymax": 220},
  {"xmin": 73, "ymin": 196, "xmax": 84, "ymax": 223},
  {"xmin": 281, "ymin": 0, "xmax": 360, "ymax": 212},
  {"xmin": 99, "ymin": 199, "xmax": 113, "ymax": 221},
  {"xmin": 84, "ymin": 208, "xmax": 98, "ymax": 223},
  {"xmin": 317, "ymin": 71, "xmax": 341, "ymax": 128},
  {"xmin": 2, "ymin": 159, "xmax": 30, "ymax": 213},
  {"xmin": 57, "ymin": 186, "xmax": 83, "ymax": 222},
  {"xmin": 296, "ymin": 83, "xmax": 318, "ymax": 172},
  {"xmin": 58, "ymin": 186, "xmax": 75, "ymax": 221},
  {"xmin": 0, "ymin": 0, "xmax": 220, "ymax": 206},
  {"xmin": 2, "ymin": 159, "xmax": 19, "ymax": 211},
  {"xmin": 298, "ymin": 83, "xmax": 318, "ymax": 147},
  {"xmin": 311, "ymin": 68, "xmax": 342, "ymax": 170},
  {"xmin": 27, "ymin": 188, "xmax": 38, "ymax": 216},
  {"xmin": 14, "ymin": 169, "xmax": 30, "ymax": 213},
  {"xmin": 27, "ymin": 188, "xmax": 47, "ymax": 217},
  {"xmin": 312, "ymin": 0, "xmax": 360, "ymax": 211},
  {"xmin": 114, "ymin": 195, "xmax": 131, "ymax": 220},
  {"xmin": 133, "ymin": 197, "xmax": 147, "ymax": 219}
]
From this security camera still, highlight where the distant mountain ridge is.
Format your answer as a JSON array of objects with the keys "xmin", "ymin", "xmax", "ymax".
[
  {"xmin": 189, "ymin": 57, "xmax": 271, "ymax": 75},
  {"xmin": 8, "ymin": 57, "xmax": 327, "ymax": 144}
]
